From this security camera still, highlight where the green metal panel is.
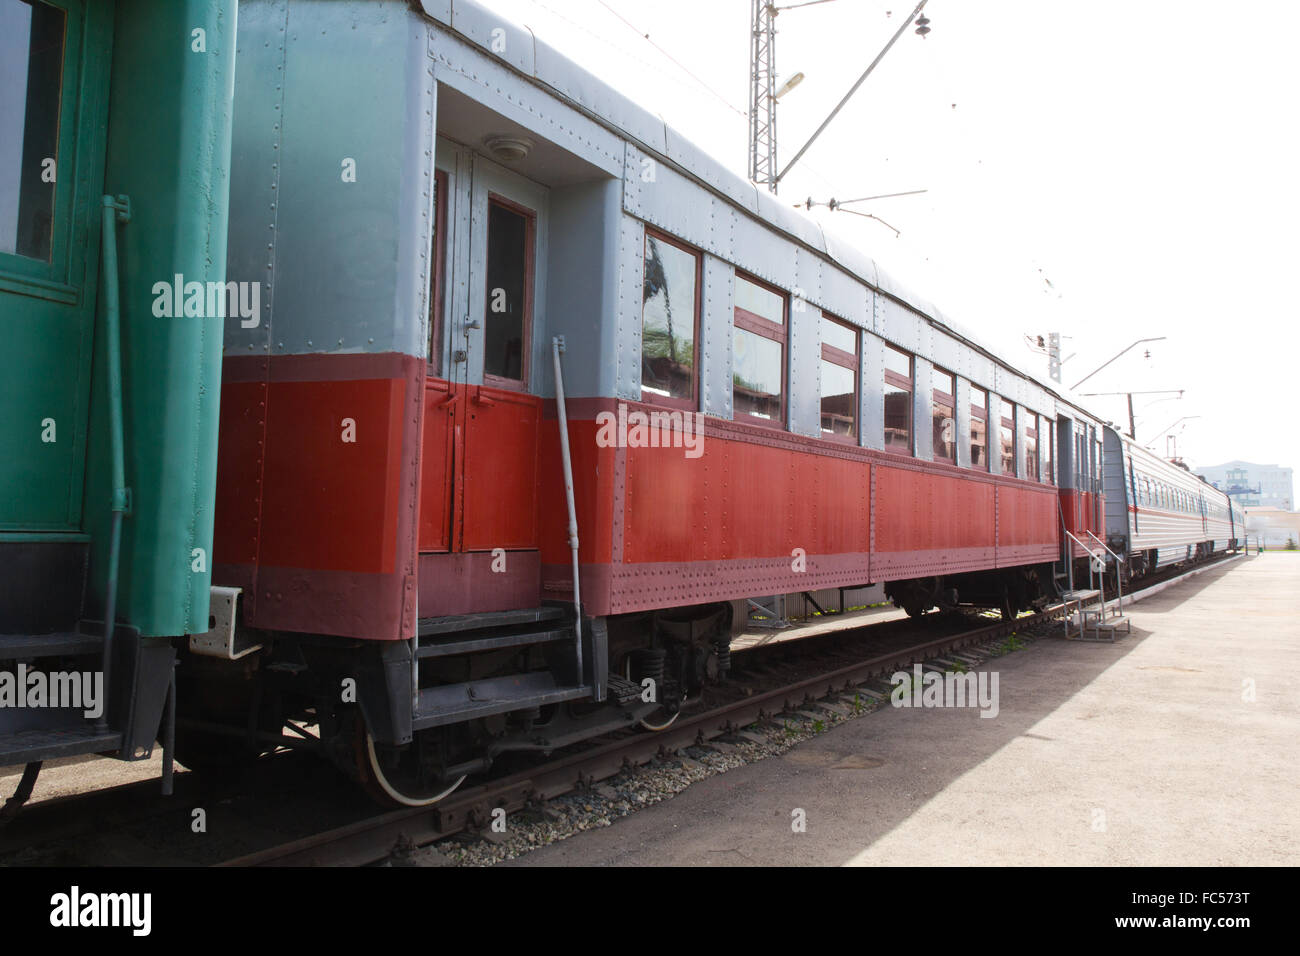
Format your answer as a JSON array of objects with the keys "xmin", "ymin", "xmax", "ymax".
[{"xmin": 80, "ymin": 0, "xmax": 236, "ymax": 637}]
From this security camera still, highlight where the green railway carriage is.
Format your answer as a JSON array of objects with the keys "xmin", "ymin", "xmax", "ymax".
[{"xmin": 0, "ymin": 0, "xmax": 235, "ymax": 794}]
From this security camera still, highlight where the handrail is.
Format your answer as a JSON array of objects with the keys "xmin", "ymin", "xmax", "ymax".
[
  {"xmin": 1062, "ymin": 528, "xmax": 1100, "ymax": 561},
  {"xmin": 1084, "ymin": 530, "xmax": 1124, "ymax": 564},
  {"xmin": 551, "ymin": 336, "xmax": 584, "ymax": 685},
  {"xmin": 97, "ymin": 195, "xmax": 132, "ymax": 730},
  {"xmin": 1085, "ymin": 530, "xmax": 1125, "ymax": 612}
]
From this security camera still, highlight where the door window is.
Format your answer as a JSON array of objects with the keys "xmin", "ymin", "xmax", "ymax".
[
  {"xmin": 0, "ymin": 0, "xmax": 66, "ymax": 262},
  {"xmin": 482, "ymin": 196, "xmax": 534, "ymax": 388}
]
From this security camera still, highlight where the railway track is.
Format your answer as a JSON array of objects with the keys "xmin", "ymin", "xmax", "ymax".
[
  {"xmin": 1, "ymin": 553, "xmax": 1238, "ymax": 867},
  {"xmin": 215, "ymin": 607, "xmax": 1059, "ymax": 866},
  {"xmin": 220, "ymin": 552, "xmax": 1243, "ymax": 867}
]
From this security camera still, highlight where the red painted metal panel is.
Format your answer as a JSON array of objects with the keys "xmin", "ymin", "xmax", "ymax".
[
  {"xmin": 462, "ymin": 385, "xmax": 541, "ymax": 551},
  {"xmin": 537, "ymin": 418, "xmax": 616, "ymax": 567},
  {"xmin": 996, "ymin": 485, "xmax": 1059, "ymax": 564},
  {"xmin": 418, "ymin": 550, "xmax": 541, "ymax": 616},
  {"xmin": 213, "ymin": 353, "xmax": 422, "ymax": 642},
  {"xmin": 874, "ymin": 464, "xmax": 994, "ymax": 554},
  {"xmin": 213, "ymin": 379, "xmax": 267, "ymax": 568},
  {"xmin": 418, "ymin": 379, "xmax": 454, "ymax": 552},
  {"xmin": 258, "ymin": 377, "xmax": 403, "ymax": 573},
  {"xmin": 621, "ymin": 427, "xmax": 870, "ymax": 565}
]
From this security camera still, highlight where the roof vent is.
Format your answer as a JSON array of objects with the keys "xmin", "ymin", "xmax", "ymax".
[{"xmin": 484, "ymin": 135, "xmax": 533, "ymax": 163}]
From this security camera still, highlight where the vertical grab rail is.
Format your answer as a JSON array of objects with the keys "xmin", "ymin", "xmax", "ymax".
[
  {"xmin": 97, "ymin": 195, "xmax": 132, "ymax": 730},
  {"xmin": 551, "ymin": 337, "xmax": 584, "ymax": 685}
]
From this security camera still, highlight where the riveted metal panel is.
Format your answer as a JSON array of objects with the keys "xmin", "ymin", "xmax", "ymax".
[
  {"xmin": 912, "ymin": 356, "xmax": 934, "ymax": 461},
  {"xmin": 861, "ymin": 332, "xmax": 885, "ymax": 450},
  {"xmin": 404, "ymin": 27, "xmax": 439, "ymax": 365},
  {"xmin": 623, "ymin": 142, "xmax": 730, "ymax": 265},
  {"xmin": 826, "ymin": 236, "xmax": 879, "ymax": 298},
  {"xmin": 707, "ymin": 195, "xmax": 737, "ymax": 262},
  {"xmin": 877, "ymin": 295, "xmax": 922, "ymax": 353},
  {"xmin": 665, "ymin": 124, "xmax": 760, "ymax": 214},
  {"xmin": 955, "ymin": 376, "xmax": 972, "ymax": 468},
  {"xmin": 429, "ymin": 32, "xmax": 623, "ymax": 176},
  {"xmin": 701, "ymin": 254, "xmax": 734, "ymax": 420},
  {"xmin": 993, "ymin": 364, "xmax": 1014, "ymax": 399},
  {"xmin": 546, "ymin": 178, "xmax": 621, "ymax": 399},
  {"xmin": 788, "ymin": 304, "xmax": 822, "ymax": 439},
  {"xmin": 755, "ymin": 187, "xmax": 827, "ymax": 254},
  {"xmin": 254, "ymin": 2, "xmax": 419, "ymax": 357},
  {"xmin": 224, "ymin": 0, "xmax": 286, "ymax": 357},
  {"xmin": 531, "ymin": 37, "xmax": 667, "ymax": 155},
  {"xmin": 932, "ymin": 329, "xmax": 959, "ymax": 374},
  {"xmin": 961, "ymin": 342, "xmax": 995, "ymax": 389},
  {"xmin": 419, "ymin": 0, "xmax": 452, "ymax": 22},
  {"xmin": 794, "ymin": 247, "xmax": 822, "ymax": 314},
  {"xmin": 615, "ymin": 213, "xmax": 644, "ymax": 400},
  {"xmin": 732, "ymin": 213, "xmax": 797, "ymax": 290},
  {"xmin": 819, "ymin": 263, "xmax": 869, "ymax": 329},
  {"xmin": 448, "ymin": 0, "xmax": 535, "ymax": 75}
]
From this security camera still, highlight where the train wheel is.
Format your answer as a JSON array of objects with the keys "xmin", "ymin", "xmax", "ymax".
[
  {"xmin": 355, "ymin": 724, "xmax": 466, "ymax": 808},
  {"xmin": 622, "ymin": 655, "xmax": 680, "ymax": 732}
]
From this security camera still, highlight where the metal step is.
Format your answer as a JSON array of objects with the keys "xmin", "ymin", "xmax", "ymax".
[
  {"xmin": 1061, "ymin": 589, "xmax": 1102, "ymax": 602},
  {"xmin": 417, "ymin": 605, "xmax": 566, "ymax": 637},
  {"xmin": 1094, "ymin": 615, "xmax": 1131, "ymax": 633},
  {"xmin": 0, "ymin": 727, "xmax": 122, "ymax": 765},
  {"xmin": 413, "ymin": 671, "xmax": 589, "ymax": 729},
  {"xmin": 0, "ymin": 632, "xmax": 103, "ymax": 660},
  {"xmin": 416, "ymin": 627, "xmax": 571, "ymax": 659}
]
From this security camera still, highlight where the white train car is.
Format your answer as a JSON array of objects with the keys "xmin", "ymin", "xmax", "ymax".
[{"xmin": 1103, "ymin": 427, "xmax": 1237, "ymax": 574}]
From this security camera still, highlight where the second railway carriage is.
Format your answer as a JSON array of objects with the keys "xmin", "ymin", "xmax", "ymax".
[
  {"xmin": 193, "ymin": 0, "xmax": 1079, "ymax": 803},
  {"xmin": 1102, "ymin": 428, "xmax": 1239, "ymax": 574}
]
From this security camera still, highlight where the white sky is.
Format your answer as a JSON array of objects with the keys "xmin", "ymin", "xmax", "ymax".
[{"xmin": 482, "ymin": 0, "xmax": 1299, "ymax": 475}]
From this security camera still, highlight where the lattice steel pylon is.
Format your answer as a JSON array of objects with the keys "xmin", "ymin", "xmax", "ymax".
[{"xmin": 749, "ymin": 0, "xmax": 778, "ymax": 192}]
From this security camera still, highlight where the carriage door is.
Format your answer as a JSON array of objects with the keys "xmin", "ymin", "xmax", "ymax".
[
  {"xmin": 418, "ymin": 147, "xmax": 546, "ymax": 612},
  {"xmin": 458, "ymin": 167, "xmax": 546, "ymax": 559},
  {"xmin": 0, "ymin": 0, "xmax": 104, "ymax": 538}
]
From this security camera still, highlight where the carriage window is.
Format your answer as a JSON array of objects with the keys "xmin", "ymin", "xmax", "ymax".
[
  {"xmin": 970, "ymin": 386, "xmax": 988, "ymax": 470},
  {"xmin": 1024, "ymin": 412, "xmax": 1039, "ymax": 480},
  {"xmin": 1044, "ymin": 419, "xmax": 1055, "ymax": 483},
  {"xmin": 1000, "ymin": 399, "xmax": 1016, "ymax": 476},
  {"xmin": 932, "ymin": 368, "xmax": 955, "ymax": 463},
  {"xmin": 0, "ymin": 0, "xmax": 66, "ymax": 262},
  {"xmin": 642, "ymin": 231, "xmax": 699, "ymax": 407},
  {"xmin": 483, "ymin": 197, "xmax": 534, "ymax": 386},
  {"xmin": 883, "ymin": 345, "xmax": 912, "ymax": 454},
  {"xmin": 820, "ymin": 315, "xmax": 858, "ymax": 439},
  {"xmin": 733, "ymin": 273, "xmax": 786, "ymax": 424}
]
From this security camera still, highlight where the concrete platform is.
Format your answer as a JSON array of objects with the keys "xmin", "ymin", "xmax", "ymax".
[{"xmin": 509, "ymin": 554, "xmax": 1299, "ymax": 866}]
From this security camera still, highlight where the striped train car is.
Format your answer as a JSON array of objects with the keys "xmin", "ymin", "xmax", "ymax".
[{"xmin": 1102, "ymin": 429, "xmax": 1241, "ymax": 574}]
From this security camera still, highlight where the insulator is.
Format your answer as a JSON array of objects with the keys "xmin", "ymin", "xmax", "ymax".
[{"xmin": 915, "ymin": 15, "xmax": 931, "ymax": 37}]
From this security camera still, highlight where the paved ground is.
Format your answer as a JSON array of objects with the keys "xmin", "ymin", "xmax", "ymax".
[{"xmin": 509, "ymin": 554, "xmax": 1299, "ymax": 866}]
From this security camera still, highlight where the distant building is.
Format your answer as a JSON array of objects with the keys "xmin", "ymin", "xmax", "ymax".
[
  {"xmin": 1244, "ymin": 507, "xmax": 1300, "ymax": 550},
  {"xmin": 1197, "ymin": 460, "xmax": 1294, "ymax": 510}
]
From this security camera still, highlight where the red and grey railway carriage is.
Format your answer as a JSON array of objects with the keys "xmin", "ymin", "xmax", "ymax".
[{"xmin": 190, "ymin": 0, "xmax": 1074, "ymax": 804}]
